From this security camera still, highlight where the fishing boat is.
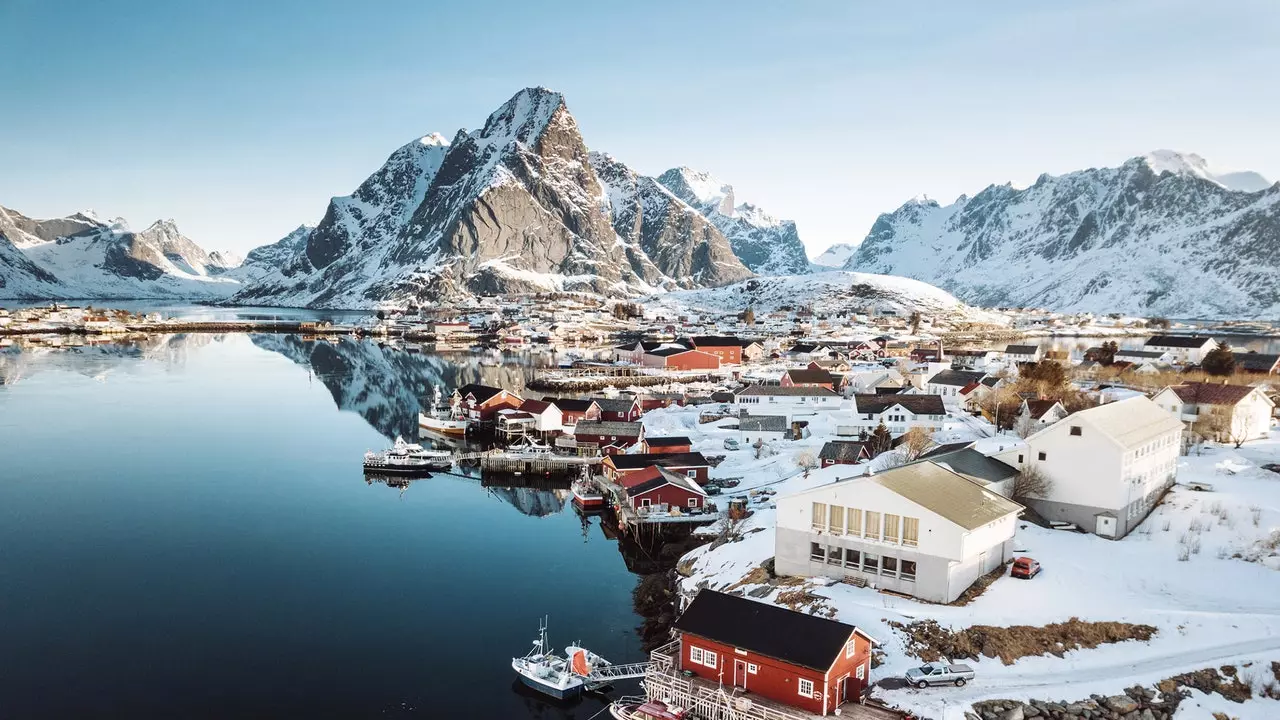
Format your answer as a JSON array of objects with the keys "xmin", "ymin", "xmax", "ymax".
[
  {"xmin": 418, "ymin": 385, "xmax": 468, "ymax": 437},
  {"xmin": 511, "ymin": 620, "xmax": 611, "ymax": 700},
  {"xmin": 362, "ymin": 436, "xmax": 452, "ymax": 476},
  {"xmin": 608, "ymin": 698, "xmax": 687, "ymax": 720},
  {"xmin": 570, "ymin": 468, "xmax": 604, "ymax": 510}
]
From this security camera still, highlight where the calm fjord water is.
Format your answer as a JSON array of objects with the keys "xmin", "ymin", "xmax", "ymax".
[{"xmin": 0, "ymin": 335, "xmax": 644, "ymax": 719}]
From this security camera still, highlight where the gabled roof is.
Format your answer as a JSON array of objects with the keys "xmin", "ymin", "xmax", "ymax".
[
  {"xmin": 675, "ymin": 590, "xmax": 868, "ymax": 672},
  {"xmin": 1022, "ymin": 399, "xmax": 1063, "ymax": 419},
  {"xmin": 574, "ymin": 421, "xmax": 644, "ymax": 437},
  {"xmin": 519, "ymin": 399, "xmax": 555, "ymax": 414},
  {"xmin": 739, "ymin": 415, "xmax": 788, "ymax": 432},
  {"xmin": 688, "ymin": 335, "xmax": 742, "ymax": 347},
  {"xmin": 592, "ymin": 397, "xmax": 639, "ymax": 413},
  {"xmin": 1163, "ymin": 382, "xmax": 1263, "ymax": 407},
  {"xmin": 738, "ymin": 385, "xmax": 839, "ymax": 398},
  {"xmin": 607, "ymin": 452, "xmax": 709, "ymax": 469},
  {"xmin": 927, "ymin": 369, "xmax": 987, "ymax": 387},
  {"xmin": 789, "ymin": 343, "xmax": 828, "ymax": 354},
  {"xmin": 924, "ymin": 448, "xmax": 1019, "ymax": 485},
  {"xmin": 918, "ymin": 441, "xmax": 974, "ymax": 459},
  {"xmin": 646, "ymin": 436, "xmax": 692, "ymax": 448},
  {"xmin": 1233, "ymin": 352, "xmax": 1280, "ymax": 373},
  {"xmin": 1145, "ymin": 335, "xmax": 1215, "ymax": 349},
  {"xmin": 980, "ymin": 376, "xmax": 1002, "ymax": 388},
  {"xmin": 785, "ymin": 368, "xmax": 835, "ymax": 385},
  {"xmin": 869, "ymin": 462, "xmax": 1023, "ymax": 530},
  {"xmin": 1043, "ymin": 396, "xmax": 1182, "ymax": 449},
  {"xmin": 551, "ymin": 398, "xmax": 598, "ymax": 413},
  {"xmin": 819, "ymin": 440, "xmax": 869, "ymax": 462},
  {"xmin": 626, "ymin": 466, "xmax": 707, "ymax": 498},
  {"xmin": 853, "ymin": 393, "xmax": 946, "ymax": 416},
  {"xmin": 1005, "ymin": 344, "xmax": 1039, "ymax": 354},
  {"xmin": 457, "ymin": 384, "xmax": 505, "ymax": 403}
]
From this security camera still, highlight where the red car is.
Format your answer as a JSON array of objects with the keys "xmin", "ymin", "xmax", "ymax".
[{"xmin": 1011, "ymin": 557, "xmax": 1041, "ymax": 579}]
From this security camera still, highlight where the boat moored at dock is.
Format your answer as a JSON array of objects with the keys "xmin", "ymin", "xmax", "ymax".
[
  {"xmin": 362, "ymin": 436, "xmax": 452, "ymax": 476},
  {"xmin": 418, "ymin": 385, "xmax": 468, "ymax": 437}
]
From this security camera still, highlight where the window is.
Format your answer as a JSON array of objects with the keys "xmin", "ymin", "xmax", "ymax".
[
  {"xmin": 1066, "ymin": 425, "xmax": 1078, "ymax": 435},
  {"xmin": 812, "ymin": 502, "xmax": 827, "ymax": 532},
  {"xmin": 901, "ymin": 560, "xmax": 917, "ymax": 581},
  {"xmin": 687, "ymin": 470, "xmax": 697, "ymax": 478},
  {"xmin": 611, "ymin": 436, "xmax": 617, "ymax": 441},
  {"xmin": 882, "ymin": 556, "xmax": 898, "ymax": 577},
  {"xmin": 1018, "ymin": 454, "xmax": 1024, "ymax": 464},
  {"xmin": 829, "ymin": 506, "xmax": 844, "ymax": 535},
  {"xmin": 862, "ymin": 553, "xmax": 879, "ymax": 573},
  {"xmin": 865, "ymin": 511, "xmax": 881, "ymax": 541},
  {"xmin": 844, "ymin": 548, "xmax": 860, "ymax": 568},
  {"xmin": 856, "ymin": 664, "xmax": 865, "ymax": 680},
  {"xmin": 810, "ymin": 542, "xmax": 825, "ymax": 562},
  {"xmin": 1038, "ymin": 452, "xmax": 1047, "ymax": 461},
  {"xmin": 845, "ymin": 636, "xmax": 857, "ymax": 658},
  {"xmin": 847, "ymin": 508, "xmax": 862, "ymax": 536},
  {"xmin": 884, "ymin": 514, "xmax": 900, "ymax": 543},
  {"xmin": 798, "ymin": 678, "xmax": 814, "ymax": 698},
  {"xmin": 689, "ymin": 646, "xmax": 717, "ymax": 668},
  {"xmin": 687, "ymin": 498, "xmax": 699, "ymax": 508},
  {"xmin": 902, "ymin": 517, "xmax": 919, "ymax": 547},
  {"xmin": 640, "ymin": 498, "xmax": 651, "ymax": 507},
  {"xmin": 748, "ymin": 663, "xmax": 758, "ymax": 674}
]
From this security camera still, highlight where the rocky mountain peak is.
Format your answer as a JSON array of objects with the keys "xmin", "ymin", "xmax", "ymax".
[
  {"xmin": 475, "ymin": 86, "xmax": 567, "ymax": 149},
  {"xmin": 1140, "ymin": 149, "xmax": 1271, "ymax": 192},
  {"xmin": 657, "ymin": 166, "xmax": 735, "ymax": 217}
]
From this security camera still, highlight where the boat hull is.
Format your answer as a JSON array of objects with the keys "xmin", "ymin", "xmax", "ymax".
[
  {"xmin": 514, "ymin": 668, "xmax": 582, "ymax": 700},
  {"xmin": 362, "ymin": 464, "xmax": 437, "ymax": 477},
  {"xmin": 418, "ymin": 413, "xmax": 467, "ymax": 437}
]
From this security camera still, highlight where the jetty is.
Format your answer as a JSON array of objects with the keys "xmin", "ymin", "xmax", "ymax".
[{"xmin": 451, "ymin": 449, "xmax": 602, "ymax": 474}]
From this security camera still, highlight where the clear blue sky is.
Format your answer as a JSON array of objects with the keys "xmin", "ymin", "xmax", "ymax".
[{"xmin": 2, "ymin": 0, "xmax": 1277, "ymax": 256}]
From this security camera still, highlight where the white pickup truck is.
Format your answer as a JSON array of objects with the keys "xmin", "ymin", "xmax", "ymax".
[{"xmin": 904, "ymin": 662, "xmax": 975, "ymax": 688}]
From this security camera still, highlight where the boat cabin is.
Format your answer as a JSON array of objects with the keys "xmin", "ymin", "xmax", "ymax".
[{"xmin": 672, "ymin": 590, "xmax": 875, "ymax": 716}]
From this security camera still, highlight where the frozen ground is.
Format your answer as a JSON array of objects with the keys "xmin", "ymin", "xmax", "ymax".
[{"xmin": 639, "ymin": 403, "xmax": 1280, "ymax": 719}]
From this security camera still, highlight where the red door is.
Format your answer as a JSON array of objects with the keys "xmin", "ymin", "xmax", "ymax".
[{"xmin": 733, "ymin": 659, "xmax": 747, "ymax": 689}]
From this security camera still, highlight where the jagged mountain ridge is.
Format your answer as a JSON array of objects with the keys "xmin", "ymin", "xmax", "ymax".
[
  {"xmin": 843, "ymin": 151, "xmax": 1280, "ymax": 318},
  {"xmin": 657, "ymin": 167, "xmax": 811, "ymax": 276},
  {"xmin": 0, "ymin": 205, "xmax": 242, "ymax": 300},
  {"xmin": 232, "ymin": 88, "xmax": 753, "ymax": 308},
  {"xmin": 812, "ymin": 242, "xmax": 857, "ymax": 268}
]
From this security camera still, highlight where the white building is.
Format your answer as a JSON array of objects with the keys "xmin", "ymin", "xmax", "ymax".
[
  {"xmin": 1143, "ymin": 335, "xmax": 1218, "ymax": 365},
  {"xmin": 847, "ymin": 394, "xmax": 947, "ymax": 437},
  {"xmin": 1152, "ymin": 382, "xmax": 1275, "ymax": 445},
  {"xmin": 775, "ymin": 462, "xmax": 1023, "ymax": 603},
  {"xmin": 738, "ymin": 415, "xmax": 789, "ymax": 444},
  {"xmin": 1004, "ymin": 344, "xmax": 1042, "ymax": 364},
  {"xmin": 924, "ymin": 369, "xmax": 988, "ymax": 405},
  {"xmin": 1020, "ymin": 397, "xmax": 1183, "ymax": 539},
  {"xmin": 734, "ymin": 385, "xmax": 841, "ymax": 420}
]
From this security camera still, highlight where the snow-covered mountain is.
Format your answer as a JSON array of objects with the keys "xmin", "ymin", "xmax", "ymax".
[
  {"xmin": 657, "ymin": 167, "xmax": 811, "ymax": 276},
  {"xmin": 811, "ymin": 242, "xmax": 858, "ymax": 268},
  {"xmin": 232, "ymin": 88, "xmax": 753, "ymax": 308},
  {"xmin": 843, "ymin": 151, "xmax": 1280, "ymax": 318},
  {"xmin": 0, "ymin": 206, "xmax": 242, "ymax": 300},
  {"xmin": 648, "ymin": 270, "xmax": 1003, "ymax": 324},
  {"xmin": 1142, "ymin": 149, "xmax": 1271, "ymax": 193}
]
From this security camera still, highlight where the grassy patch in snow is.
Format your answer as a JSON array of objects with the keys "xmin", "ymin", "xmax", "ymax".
[{"xmin": 891, "ymin": 617, "xmax": 1157, "ymax": 666}]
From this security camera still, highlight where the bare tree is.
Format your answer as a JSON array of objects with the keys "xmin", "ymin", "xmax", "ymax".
[
  {"xmin": 900, "ymin": 427, "xmax": 935, "ymax": 462},
  {"xmin": 795, "ymin": 449, "xmax": 818, "ymax": 477},
  {"xmin": 1014, "ymin": 412, "xmax": 1036, "ymax": 439},
  {"xmin": 1191, "ymin": 406, "xmax": 1230, "ymax": 446},
  {"xmin": 1010, "ymin": 465, "xmax": 1053, "ymax": 501}
]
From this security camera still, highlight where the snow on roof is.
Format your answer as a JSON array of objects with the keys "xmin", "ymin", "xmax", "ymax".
[{"xmin": 1061, "ymin": 396, "xmax": 1184, "ymax": 449}]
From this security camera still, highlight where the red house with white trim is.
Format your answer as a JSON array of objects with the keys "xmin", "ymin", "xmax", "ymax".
[
  {"xmin": 642, "ymin": 347, "xmax": 721, "ymax": 371},
  {"xmin": 453, "ymin": 384, "xmax": 522, "ymax": 421},
  {"xmin": 671, "ymin": 590, "xmax": 875, "ymax": 716},
  {"xmin": 624, "ymin": 466, "xmax": 707, "ymax": 513}
]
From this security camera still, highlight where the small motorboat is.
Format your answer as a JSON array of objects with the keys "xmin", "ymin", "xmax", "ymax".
[
  {"xmin": 609, "ymin": 698, "xmax": 688, "ymax": 720},
  {"xmin": 363, "ymin": 436, "xmax": 452, "ymax": 476},
  {"xmin": 512, "ymin": 620, "xmax": 584, "ymax": 700}
]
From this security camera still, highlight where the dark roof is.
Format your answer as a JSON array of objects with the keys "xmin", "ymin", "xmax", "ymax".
[
  {"xmin": 1023, "ymin": 399, "xmax": 1062, "ymax": 419},
  {"xmin": 675, "ymin": 590, "xmax": 860, "ymax": 672},
  {"xmin": 819, "ymin": 440, "xmax": 869, "ymax": 462},
  {"xmin": 924, "ymin": 448, "xmax": 1019, "ymax": 484},
  {"xmin": 688, "ymin": 336, "xmax": 742, "ymax": 348},
  {"xmin": 853, "ymin": 394, "xmax": 946, "ymax": 416},
  {"xmin": 1165, "ymin": 382, "xmax": 1258, "ymax": 406},
  {"xmin": 1145, "ymin": 335, "xmax": 1215, "ymax": 349},
  {"xmin": 1116, "ymin": 349, "xmax": 1167, "ymax": 359},
  {"xmin": 626, "ymin": 467, "xmax": 706, "ymax": 498},
  {"xmin": 551, "ymin": 398, "xmax": 598, "ymax": 412},
  {"xmin": 1005, "ymin": 344, "xmax": 1039, "ymax": 354},
  {"xmin": 520, "ymin": 399, "xmax": 554, "ymax": 414},
  {"xmin": 1233, "ymin": 352, "xmax": 1280, "ymax": 373},
  {"xmin": 646, "ymin": 436, "xmax": 692, "ymax": 447},
  {"xmin": 647, "ymin": 346, "xmax": 702, "ymax": 358},
  {"xmin": 785, "ymin": 368, "xmax": 835, "ymax": 384},
  {"xmin": 928, "ymin": 369, "xmax": 987, "ymax": 387},
  {"xmin": 739, "ymin": 415, "xmax": 788, "ymax": 432},
  {"xmin": 980, "ymin": 376, "xmax": 1002, "ymax": 387},
  {"xmin": 457, "ymin": 384, "xmax": 504, "ymax": 402},
  {"xmin": 593, "ymin": 397, "xmax": 639, "ymax": 413},
  {"xmin": 789, "ymin": 343, "xmax": 826, "ymax": 354},
  {"xmin": 918, "ymin": 441, "xmax": 974, "ymax": 460},
  {"xmin": 608, "ymin": 452, "xmax": 709, "ymax": 469},
  {"xmin": 738, "ymin": 385, "xmax": 839, "ymax": 398},
  {"xmin": 710, "ymin": 391, "xmax": 735, "ymax": 403},
  {"xmin": 574, "ymin": 421, "xmax": 644, "ymax": 437}
]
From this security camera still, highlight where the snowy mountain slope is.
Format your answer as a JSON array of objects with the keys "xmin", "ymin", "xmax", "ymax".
[
  {"xmin": 227, "ymin": 225, "xmax": 313, "ymax": 282},
  {"xmin": 657, "ymin": 167, "xmax": 811, "ymax": 276},
  {"xmin": 0, "ymin": 206, "xmax": 243, "ymax": 300},
  {"xmin": 1143, "ymin": 149, "xmax": 1271, "ymax": 193},
  {"xmin": 844, "ymin": 152, "xmax": 1280, "ymax": 318},
  {"xmin": 232, "ymin": 88, "xmax": 752, "ymax": 308},
  {"xmin": 812, "ymin": 242, "xmax": 858, "ymax": 268},
  {"xmin": 648, "ymin": 270, "xmax": 1004, "ymax": 323}
]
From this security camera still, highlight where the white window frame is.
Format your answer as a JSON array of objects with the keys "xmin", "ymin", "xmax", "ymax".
[
  {"xmin": 701, "ymin": 649, "xmax": 718, "ymax": 668},
  {"xmin": 690, "ymin": 646, "xmax": 705, "ymax": 666},
  {"xmin": 687, "ymin": 470, "xmax": 697, "ymax": 478},
  {"xmin": 747, "ymin": 663, "xmax": 758, "ymax": 674},
  {"xmin": 798, "ymin": 678, "xmax": 815, "ymax": 698},
  {"xmin": 856, "ymin": 663, "xmax": 865, "ymax": 680},
  {"xmin": 687, "ymin": 498, "xmax": 698, "ymax": 508},
  {"xmin": 640, "ymin": 498, "xmax": 651, "ymax": 508},
  {"xmin": 845, "ymin": 636, "xmax": 856, "ymax": 659}
]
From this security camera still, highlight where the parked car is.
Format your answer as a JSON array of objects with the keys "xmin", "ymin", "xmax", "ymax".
[
  {"xmin": 904, "ymin": 663, "xmax": 974, "ymax": 688},
  {"xmin": 723, "ymin": 438, "xmax": 741, "ymax": 450},
  {"xmin": 1010, "ymin": 556, "xmax": 1041, "ymax": 579}
]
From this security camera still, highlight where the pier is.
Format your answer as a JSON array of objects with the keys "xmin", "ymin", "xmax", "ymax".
[{"xmin": 450, "ymin": 449, "xmax": 602, "ymax": 474}]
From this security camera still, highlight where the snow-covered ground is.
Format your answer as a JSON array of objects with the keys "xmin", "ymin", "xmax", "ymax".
[{"xmin": 640, "ymin": 403, "xmax": 1280, "ymax": 719}]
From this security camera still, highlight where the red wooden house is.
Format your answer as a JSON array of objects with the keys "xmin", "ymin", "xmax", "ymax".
[
  {"xmin": 572, "ymin": 420, "xmax": 644, "ymax": 455},
  {"xmin": 625, "ymin": 466, "xmax": 707, "ymax": 512},
  {"xmin": 780, "ymin": 368, "xmax": 835, "ymax": 390},
  {"xmin": 453, "ymin": 384, "xmax": 522, "ymax": 421},
  {"xmin": 642, "ymin": 436, "xmax": 693, "ymax": 454},
  {"xmin": 672, "ymin": 590, "xmax": 876, "ymax": 716},
  {"xmin": 642, "ymin": 347, "xmax": 721, "ymax": 371},
  {"xmin": 687, "ymin": 336, "xmax": 743, "ymax": 365},
  {"xmin": 603, "ymin": 452, "xmax": 711, "ymax": 486},
  {"xmin": 591, "ymin": 396, "xmax": 643, "ymax": 422},
  {"xmin": 818, "ymin": 440, "xmax": 871, "ymax": 467},
  {"xmin": 548, "ymin": 398, "xmax": 600, "ymax": 429}
]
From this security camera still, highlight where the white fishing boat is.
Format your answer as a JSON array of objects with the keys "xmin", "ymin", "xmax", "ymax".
[
  {"xmin": 511, "ymin": 619, "xmax": 612, "ymax": 700},
  {"xmin": 608, "ymin": 698, "xmax": 687, "ymax": 720},
  {"xmin": 362, "ymin": 436, "xmax": 452, "ymax": 476},
  {"xmin": 418, "ymin": 385, "xmax": 468, "ymax": 437}
]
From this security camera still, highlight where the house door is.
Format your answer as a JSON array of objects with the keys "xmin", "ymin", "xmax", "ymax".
[
  {"xmin": 978, "ymin": 551, "xmax": 988, "ymax": 572},
  {"xmin": 835, "ymin": 674, "xmax": 849, "ymax": 706},
  {"xmin": 734, "ymin": 659, "xmax": 747, "ymax": 689},
  {"xmin": 1095, "ymin": 514, "xmax": 1117, "ymax": 538}
]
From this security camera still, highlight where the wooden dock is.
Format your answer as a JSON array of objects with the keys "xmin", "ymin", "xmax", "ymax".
[{"xmin": 451, "ymin": 449, "xmax": 602, "ymax": 474}]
